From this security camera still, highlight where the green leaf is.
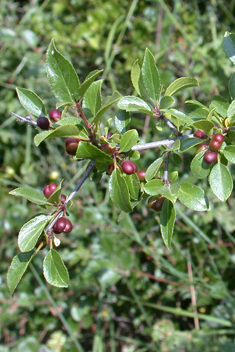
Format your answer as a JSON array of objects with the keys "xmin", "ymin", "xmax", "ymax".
[
  {"xmin": 119, "ymin": 129, "xmax": 139, "ymax": 153},
  {"xmin": 180, "ymin": 137, "xmax": 203, "ymax": 152},
  {"xmin": 157, "ymin": 183, "xmax": 180, "ymax": 203},
  {"xmin": 125, "ymin": 173, "xmax": 140, "ymax": 200},
  {"xmin": 190, "ymin": 151, "xmax": 211, "ymax": 179},
  {"xmin": 82, "ymin": 80, "xmax": 102, "ymax": 119},
  {"xmin": 78, "ymin": 69, "xmax": 103, "ymax": 98},
  {"xmin": 209, "ymin": 163, "xmax": 233, "ymax": 201},
  {"xmin": 46, "ymin": 39, "xmax": 80, "ymax": 103},
  {"xmin": 192, "ymin": 120, "xmax": 214, "ymax": 133},
  {"xmin": 18, "ymin": 215, "xmax": 52, "ymax": 252},
  {"xmin": 16, "ymin": 88, "xmax": 47, "ymax": 117},
  {"xmin": 109, "ymin": 168, "xmax": 132, "ymax": 213},
  {"xmin": 43, "ymin": 249, "xmax": 69, "ymax": 287},
  {"xmin": 227, "ymin": 100, "xmax": 235, "ymax": 124},
  {"xmin": 131, "ymin": 59, "xmax": 141, "ymax": 95},
  {"xmin": 164, "ymin": 77, "xmax": 198, "ymax": 96},
  {"xmin": 229, "ymin": 73, "xmax": 235, "ymax": 100},
  {"xmin": 178, "ymin": 183, "xmax": 208, "ymax": 211},
  {"xmin": 223, "ymin": 31, "xmax": 235, "ymax": 65},
  {"xmin": 160, "ymin": 199, "xmax": 175, "ymax": 250},
  {"xmin": 115, "ymin": 110, "xmax": 131, "ymax": 134},
  {"xmin": 34, "ymin": 124, "xmax": 89, "ymax": 147},
  {"xmin": 94, "ymin": 91, "xmax": 122, "ymax": 122},
  {"xmin": 210, "ymin": 95, "xmax": 229, "ymax": 118},
  {"xmin": 223, "ymin": 145, "xmax": 235, "ymax": 163},
  {"xmin": 7, "ymin": 250, "xmax": 35, "ymax": 295},
  {"xmin": 159, "ymin": 96, "xmax": 175, "ymax": 109},
  {"xmin": 76, "ymin": 141, "xmax": 113, "ymax": 165},
  {"xmin": 46, "ymin": 179, "xmax": 63, "ymax": 204},
  {"xmin": 144, "ymin": 179, "xmax": 164, "ymax": 195},
  {"xmin": 9, "ymin": 187, "xmax": 48, "ymax": 205},
  {"xmin": 166, "ymin": 109, "xmax": 193, "ymax": 125},
  {"xmin": 145, "ymin": 156, "xmax": 164, "ymax": 181},
  {"xmin": 118, "ymin": 96, "xmax": 152, "ymax": 114},
  {"xmin": 141, "ymin": 48, "xmax": 161, "ymax": 102}
]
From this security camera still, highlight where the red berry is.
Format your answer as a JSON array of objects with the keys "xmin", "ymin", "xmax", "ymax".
[
  {"xmin": 203, "ymin": 150, "xmax": 217, "ymax": 164},
  {"xmin": 137, "ymin": 170, "xmax": 146, "ymax": 182},
  {"xmin": 63, "ymin": 219, "xmax": 73, "ymax": 233},
  {"xmin": 43, "ymin": 183, "xmax": 58, "ymax": 198},
  {"xmin": 107, "ymin": 132, "xmax": 113, "ymax": 139},
  {"xmin": 121, "ymin": 160, "xmax": 138, "ymax": 175},
  {"xmin": 148, "ymin": 196, "xmax": 165, "ymax": 212},
  {"xmin": 37, "ymin": 117, "xmax": 50, "ymax": 130},
  {"xmin": 65, "ymin": 137, "xmax": 80, "ymax": 155},
  {"xmin": 210, "ymin": 140, "xmax": 222, "ymax": 151},
  {"xmin": 53, "ymin": 217, "xmax": 72, "ymax": 234},
  {"xmin": 60, "ymin": 194, "xmax": 66, "ymax": 203},
  {"xmin": 193, "ymin": 130, "xmax": 207, "ymax": 139},
  {"xmin": 49, "ymin": 109, "xmax": 62, "ymax": 122},
  {"xmin": 211, "ymin": 133, "xmax": 224, "ymax": 144}
]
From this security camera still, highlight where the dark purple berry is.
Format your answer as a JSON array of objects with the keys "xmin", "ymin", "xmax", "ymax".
[
  {"xmin": 148, "ymin": 196, "xmax": 165, "ymax": 212},
  {"xmin": 53, "ymin": 217, "xmax": 67, "ymax": 234},
  {"xmin": 49, "ymin": 109, "xmax": 62, "ymax": 122},
  {"xmin": 43, "ymin": 184, "xmax": 58, "ymax": 198},
  {"xmin": 211, "ymin": 133, "xmax": 224, "ymax": 144},
  {"xmin": 193, "ymin": 130, "xmax": 207, "ymax": 139},
  {"xmin": 60, "ymin": 194, "xmax": 66, "ymax": 203},
  {"xmin": 137, "ymin": 170, "xmax": 146, "ymax": 182},
  {"xmin": 37, "ymin": 116, "xmax": 50, "ymax": 130},
  {"xmin": 122, "ymin": 160, "xmax": 138, "ymax": 175},
  {"xmin": 63, "ymin": 219, "xmax": 73, "ymax": 233},
  {"xmin": 210, "ymin": 140, "xmax": 222, "ymax": 151},
  {"xmin": 203, "ymin": 150, "xmax": 217, "ymax": 164}
]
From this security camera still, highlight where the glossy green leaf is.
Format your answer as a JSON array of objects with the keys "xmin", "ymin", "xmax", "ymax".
[
  {"xmin": 178, "ymin": 183, "xmax": 208, "ymax": 211},
  {"xmin": 115, "ymin": 110, "xmax": 131, "ymax": 134},
  {"xmin": 119, "ymin": 129, "xmax": 139, "ymax": 153},
  {"xmin": 9, "ymin": 187, "xmax": 48, "ymax": 205},
  {"xmin": 109, "ymin": 168, "xmax": 132, "ymax": 213},
  {"xmin": 157, "ymin": 183, "xmax": 180, "ymax": 203},
  {"xmin": 118, "ymin": 96, "xmax": 152, "ymax": 114},
  {"xmin": 190, "ymin": 151, "xmax": 211, "ymax": 179},
  {"xmin": 34, "ymin": 124, "xmax": 89, "ymax": 147},
  {"xmin": 55, "ymin": 116, "xmax": 81, "ymax": 126},
  {"xmin": 43, "ymin": 249, "xmax": 69, "ymax": 287},
  {"xmin": 125, "ymin": 173, "xmax": 140, "ymax": 200},
  {"xmin": 223, "ymin": 145, "xmax": 235, "ymax": 163},
  {"xmin": 145, "ymin": 156, "xmax": 164, "ymax": 181},
  {"xmin": 192, "ymin": 120, "xmax": 214, "ymax": 133},
  {"xmin": 227, "ymin": 100, "xmax": 235, "ymax": 124},
  {"xmin": 210, "ymin": 95, "xmax": 229, "ymax": 117},
  {"xmin": 82, "ymin": 80, "xmax": 102, "ymax": 119},
  {"xmin": 209, "ymin": 163, "xmax": 233, "ymax": 201},
  {"xmin": 165, "ymin": 77, "xmax": 198, "ymax": 96},
  {"xmin": 141, "ymin": 48, "xmax": 161, "ymax": 102},
  {"xmin": 159, "ymin": 96, "xmax": 175, "ymax": 109},
  {"xmin": 7, "ymin": 250, "xmax": 35, "ymax": 295},
  {"xmin": 223, "ymin": 31, "xmax": 235, "ymax": 65},
  {"xmin": 16, "ymin": 88, "xmax": 47, "ymax": 117},
  {"xmin": 180, "ymin": 137, "xmax": 203, "ymax": 152},
  {"xmin": 166, "ymin": 109, "xmax": 193, "ymax": 125},
  {"xmin": 78, "ymin": 69, "xmax": 103, "ymax": 98},
  {"xmin": 160, "ymin": 199, "xmax": 175, "ymax": 250},
  {"xmin": 131, "ymin": 59, "xmax": 141, "ymax": 95},
  {"xmin": 76, "ymin": 141, "xmax": 113, "ymax": 165},
  {"xmin": 94, "ymin": 91, "xmax": 122, "ymax": 122},
  {"xmin": 18, "ymin": 215, "xmax": 52, "ymax": 252},
  {"xmin": 144, "ymin": 179, "xmax": 164, "ymax": 195},
  {"xmin": 46, "ymin": 39, "xmax": 80, "ymax": 103},
  {"xmin": 229, "ymin": 73, "xmax": 235, "ymax": 100}
]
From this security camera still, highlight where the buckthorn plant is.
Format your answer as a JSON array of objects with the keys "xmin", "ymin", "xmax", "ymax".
[{"xmin": 7, "ymin": 32, "xmax": 235, "ymax": 293}]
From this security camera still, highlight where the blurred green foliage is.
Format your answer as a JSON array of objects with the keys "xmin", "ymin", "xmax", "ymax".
[{"xmin": 1, "ymin": 0, "xmax": 235, "ymax": 351}]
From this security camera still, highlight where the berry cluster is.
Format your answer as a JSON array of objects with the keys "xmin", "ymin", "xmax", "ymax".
[
  {"xmin": 194, "ymin": 129, "xmax": 225, "ymax": 164},
  {"xmin": 36, "ymin": 109, "xmax": 62, "ymax": 130}
]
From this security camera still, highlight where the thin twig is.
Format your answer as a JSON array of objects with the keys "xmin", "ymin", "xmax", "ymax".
[
  {"xmin": 11, "ymin": 112, "xmax": 37, "ymax": 126},
  {"xmin": 131, "ymin": 133, "xmax": 193, "ymax": 151}
]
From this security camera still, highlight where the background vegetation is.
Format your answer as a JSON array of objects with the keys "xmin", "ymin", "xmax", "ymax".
[{"xmin": 1, "ymin": 0, "xmax": 235, "ymax": 351}]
